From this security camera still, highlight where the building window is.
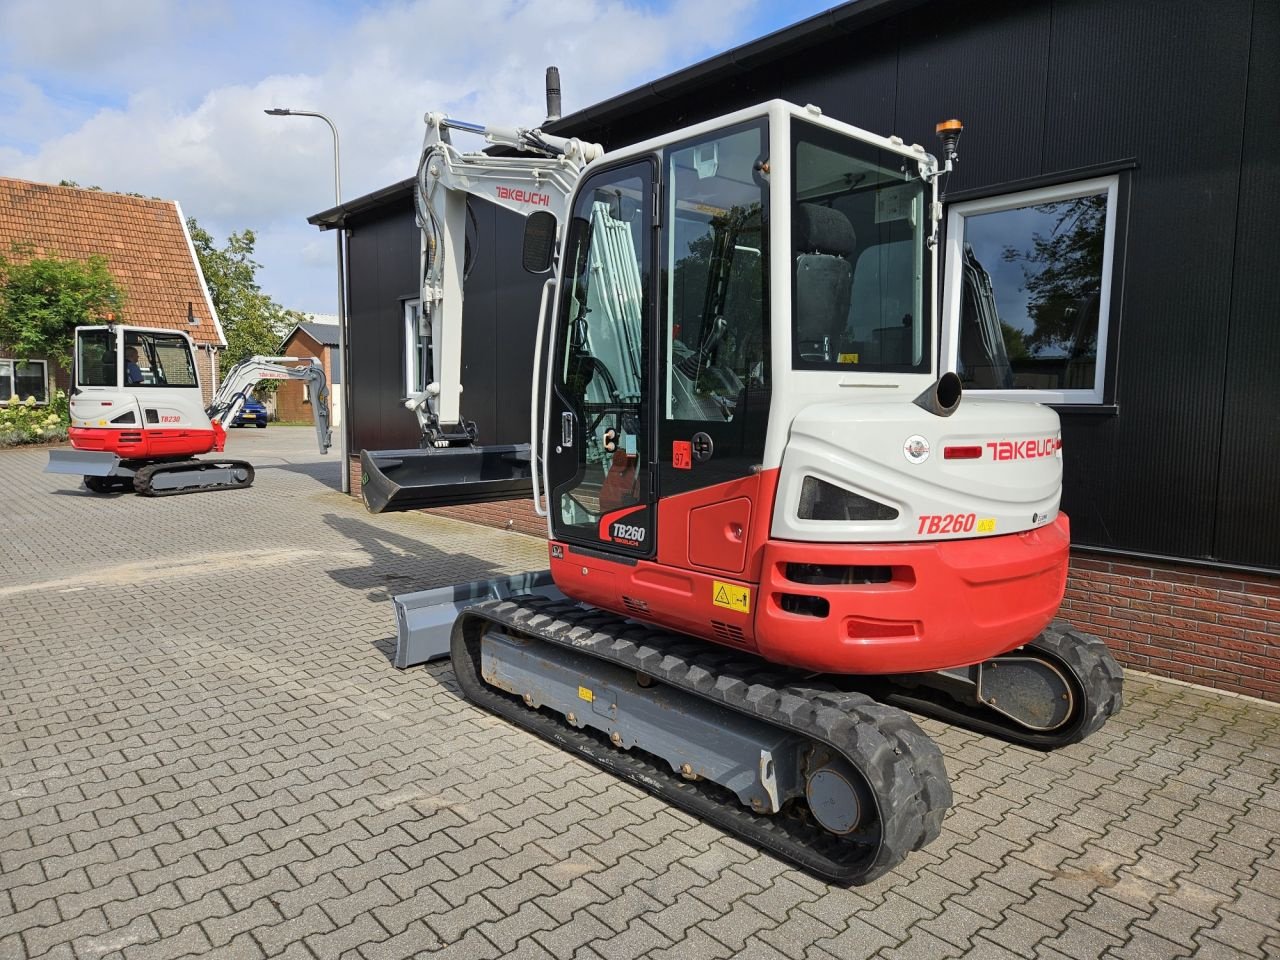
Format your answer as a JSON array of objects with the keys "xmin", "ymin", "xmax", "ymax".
[
  {"xmin": 940, "ymin": 175, "xmax": 1119, "ymax": 404},
  {"xmin": 403, "ymin": 299, "xmax": 426, "ymax": 393},
  {"xmin": 0, "ymin": 359, "xmax": 48, "ymax": 403}
]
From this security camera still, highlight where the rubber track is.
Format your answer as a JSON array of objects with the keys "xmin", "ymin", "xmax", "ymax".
[
  {"xmin": 451, "ymin": 595, "xmax": 952, "ymax": 884},
  {"xmin": 868, "ymin": 620, "xmax": 1124, "ymax": 750},
  {"xmin": 134, "ymin": 459, "xmax": 255, "ymax": 497}
]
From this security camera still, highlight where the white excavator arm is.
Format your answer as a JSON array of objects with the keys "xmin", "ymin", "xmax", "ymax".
[
  {"xmin": 208, "ymin": 356, "xmax": 332, "ymax": 454},
  {"xmin": 408, "ymin": 108, "xmax": 602, "ymax": 443}
]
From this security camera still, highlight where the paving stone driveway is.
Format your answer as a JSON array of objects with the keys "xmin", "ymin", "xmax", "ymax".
[{"xmin": 2, "ymin": 429, "xmax": 1278, "ymax": 960}]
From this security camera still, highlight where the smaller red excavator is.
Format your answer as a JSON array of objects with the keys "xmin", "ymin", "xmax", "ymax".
[{"xmin": 45, "ymin": 324, "xmax": 330, "ymax": 495}]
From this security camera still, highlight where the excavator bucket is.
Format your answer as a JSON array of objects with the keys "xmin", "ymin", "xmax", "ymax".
[{"xmin": 359, "ymin": 443, "xmax": 533, "ymax": 513}]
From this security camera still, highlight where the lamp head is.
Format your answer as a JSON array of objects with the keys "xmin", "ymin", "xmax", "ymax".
[
  {"xmin": 935, "ymin": 118, "xmax": 963, "ymax": 169},
  {"xmin": 264, "ymin": 108, "xmax": 292, "ymax": 116}
]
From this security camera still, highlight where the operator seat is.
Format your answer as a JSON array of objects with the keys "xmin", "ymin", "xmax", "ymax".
[{"xmin": 794, "ymin": 204, "xmax": 856, "ymax": 362}]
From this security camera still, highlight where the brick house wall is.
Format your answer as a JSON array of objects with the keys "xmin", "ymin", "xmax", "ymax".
[{"xmin": 276, "ymin": 330, "xmax": 329, "ymax": 423}]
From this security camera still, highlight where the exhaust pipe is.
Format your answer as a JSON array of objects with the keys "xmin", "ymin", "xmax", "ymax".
[
  {"xmin": 545, "ymin": 66, "xmax": 562, "ymax": 123},
  {"xmin": 913, "ymin": 371, "xmax": 963, "ymax": 418}
]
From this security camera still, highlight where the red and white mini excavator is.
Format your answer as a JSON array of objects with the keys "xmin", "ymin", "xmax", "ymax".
[
  {"xmin": 360, "ymin": 74, "xmax": 1123, "ymax": 883},
  {"xmin": 45, "ymin": 324, "xmax": 330, "ymax": 495}
]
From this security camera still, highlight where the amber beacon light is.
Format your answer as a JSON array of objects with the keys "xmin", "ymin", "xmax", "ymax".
[{"xmin": 935, "ymin": 118, "xmax": 964, "ymax": 172}]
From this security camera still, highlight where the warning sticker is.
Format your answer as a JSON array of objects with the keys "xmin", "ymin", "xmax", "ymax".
[
  {"xmin": 712, "ymin": 580, "xmax": 751, "ymax": 614},
  {"xmin": 577, "ymin": 686, "xmax": 594, "ymax": 703},
  {"xmin": 837, "ymin": 352, "xmax": 860, "ymax": 364}
]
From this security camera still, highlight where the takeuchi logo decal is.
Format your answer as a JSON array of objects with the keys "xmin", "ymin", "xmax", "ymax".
[
  {"xmin": 496, "ymin": 186, "xmax": 551, "ymax": 207},
  {"xmin": 986, "ymin": 438, "xmax": 1060, "ymax": 461}
]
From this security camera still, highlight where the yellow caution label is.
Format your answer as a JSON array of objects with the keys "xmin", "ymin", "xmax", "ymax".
[
  {"xmin": 577, "ymin": 686, "xmax": 594, "ymax": 703},
  {"xmin": 977, "ymin": 518, "xmax": 997, "ymax": 533},
  {"xmin": 712, "ymin": 580, "xmax": 751, "ymax": 614},
  {"xmin": 837, "ymin": 352, "xmax": 860, "ymax": 364}
]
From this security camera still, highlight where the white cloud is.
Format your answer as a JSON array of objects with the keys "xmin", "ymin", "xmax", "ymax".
[
  {"xmin": 0, "ymin": 0, "xmax": 787, "ymax": 312},
  {"xmin": 0, "ymin": 0, "xmax": 173, "ymax": 73}
]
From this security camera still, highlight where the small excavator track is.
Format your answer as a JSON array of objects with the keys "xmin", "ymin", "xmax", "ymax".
[
  {"xmin": 451, "ymin": 595, "xmax": 952, "ymax": 884},
  {"xmin": 133, "ymin": 459, "xmax": 255, "ymax": 496}
]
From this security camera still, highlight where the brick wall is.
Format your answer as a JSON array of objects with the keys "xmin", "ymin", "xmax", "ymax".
[
  {"xmin": 345, "ymin": 458, "xmax": 1279, "ymax": 702},
  {"xmin": 1061, "ymin": 555, "xmax": 1280, "ymax": 702},
  {"xmin": 276, "ymin": 332, "xmax": 326, "ymax": 423}
]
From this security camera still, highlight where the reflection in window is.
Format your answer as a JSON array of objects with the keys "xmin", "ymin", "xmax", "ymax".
[
  {"xmin": 404, "ymin": 299, "xmax": 426, "ymax": 393},
  {"xmin": 553, "ymin": 166, "xmax": 650, "ymax": 540},
  {"xmin": 77, "ymin": 329, "xmax": 116, "ymax": 387},
  {"xmin": 1, "ymin": 359, "xmax": 48, "ymax": 403},
  {"xmin": 666, "ymin": 123, "xmax": 769, "ymax": 421},
  {"xmin": 147, "ymin": 335, "xmax": 199, "ymax": 387},
  {"xmin": 946, "ymin": 176, "xmax": 1117, "ymax": 401},
  {"xmin": 791, "ymin": 119, "xmax": 929, "ymax": 372}
]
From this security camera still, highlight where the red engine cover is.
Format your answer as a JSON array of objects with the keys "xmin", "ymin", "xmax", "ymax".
[{"xmin": 548, "ymin": 466, "xmax": 1071, "ymax": 676}]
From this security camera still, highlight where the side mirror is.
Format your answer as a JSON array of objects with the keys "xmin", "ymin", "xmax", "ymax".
[{"xmin": 522, "ymin": 211, "xmax": 557, "ymax": 274}]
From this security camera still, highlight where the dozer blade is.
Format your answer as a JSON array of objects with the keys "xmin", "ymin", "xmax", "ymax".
[
  {"xmin": 391, "ymin": 569, "xmax": 563, "ymax": 668},
  {"xmin": 45, "ymin": 449, "xmax": 125, "ymax": 477},
  {"xmin": 359, "ymin": 444, "xmax": 533, "ymax": 513}
]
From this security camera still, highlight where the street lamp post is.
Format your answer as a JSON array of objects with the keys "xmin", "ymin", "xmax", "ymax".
[{"xmin": 264, "ymin": 107, "xmax": 350, "ymax": 494}]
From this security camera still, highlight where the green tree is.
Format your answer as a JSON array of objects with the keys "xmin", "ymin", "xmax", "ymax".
[
  {"xmin": 1000, "ymin": 320, "xmax": 1030, "ymax": 363},
  {"xmin": 186, "ymin": 218, "xmax": 303, "ymax": 376},
  {"xmin": 1002, "ymin": 195, "xmax": 1106, "ymax": 356},
  {"xmin": 0, "ymin": 245, "xmax": 125, "ymax": 370}
]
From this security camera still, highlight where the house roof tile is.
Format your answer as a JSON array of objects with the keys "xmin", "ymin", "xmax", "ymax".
[{"xmin": 0, "ymin": 177, "xmax": 225, "ymax": 347}]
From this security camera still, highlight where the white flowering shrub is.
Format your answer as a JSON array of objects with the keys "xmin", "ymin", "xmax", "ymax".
[{"xmin": 0, "ymin": 390, "xmax": 69, "ymax": 446}]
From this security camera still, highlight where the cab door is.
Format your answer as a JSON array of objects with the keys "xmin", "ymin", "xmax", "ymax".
[
  {"xmin": 657, "ymin": 120, "xmax": 772, "ymax": 576},
  {"xmin": 546, "ymin": 160, "xmax": 657, "ymax": 557}
]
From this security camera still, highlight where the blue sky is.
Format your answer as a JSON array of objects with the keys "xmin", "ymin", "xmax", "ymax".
[{"xmin": 0, "ymin": 0, "xmax": 841, "ymax": 315}]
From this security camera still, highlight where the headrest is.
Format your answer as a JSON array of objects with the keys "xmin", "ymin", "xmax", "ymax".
[{"xmin": 795, "ymin": 203, "xmax": 855, "ymax": 258}]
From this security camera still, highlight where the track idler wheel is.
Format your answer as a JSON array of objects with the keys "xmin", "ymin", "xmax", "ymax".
[
  {"xmin": 83, "ymin": 475, "xmax": 134, "ymax": 494},
  {"xmin": 869, "ymin": 622, "xmax": 1124, "ymax": 750}
]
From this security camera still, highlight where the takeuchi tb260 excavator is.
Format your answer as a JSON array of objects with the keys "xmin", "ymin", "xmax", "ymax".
[
  {"xmin": 45, "ymin": 324, "xmax": 331, "ymax": 495},
  {"xmin": 361, "ymin": 74, "xmax": 1123, "ymax": 883}
]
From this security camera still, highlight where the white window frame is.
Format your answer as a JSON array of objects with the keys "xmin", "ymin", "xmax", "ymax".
[
  {"xmin": 940, "ymin": 174, "xmax": 1119, "ymax": 405},
  {"xmin": 0, "ymin": 358, "xmax": 49, "ymax": 404},
  {"xmin": 403, "ymin": 298, "xmax": 425, "ymax": 393}
]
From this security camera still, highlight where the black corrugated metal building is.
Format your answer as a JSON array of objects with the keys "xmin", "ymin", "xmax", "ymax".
[{"xmin": 311, "ymin": 0, "xmax": 1279, "ymax": 700}]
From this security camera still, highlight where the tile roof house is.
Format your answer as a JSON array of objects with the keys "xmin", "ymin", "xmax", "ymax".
[{"xmin": 0, "ymin": 177, "xmax": 225, "ymax": 403}]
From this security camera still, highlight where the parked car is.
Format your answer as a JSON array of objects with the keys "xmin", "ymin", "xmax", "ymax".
[{"xmin": 232, "ymin": 397, "xmax": 269, "ymax": 428}]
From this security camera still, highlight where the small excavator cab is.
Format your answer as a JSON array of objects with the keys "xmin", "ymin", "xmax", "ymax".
[
  {"xmin": 74, "ymin": 327, "xmax": 119, "ymax": 389},
  {"xmin": 72, "ymin": 326, "xmax": 201, "ymax": 392}
]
